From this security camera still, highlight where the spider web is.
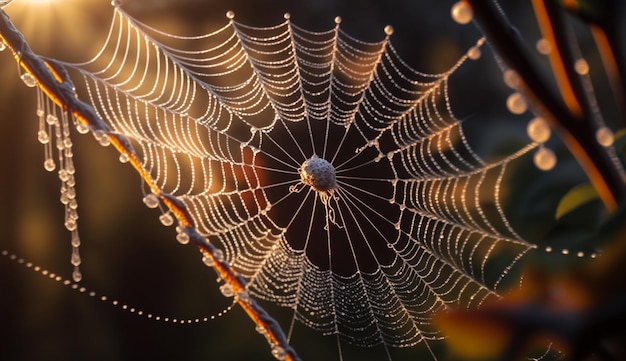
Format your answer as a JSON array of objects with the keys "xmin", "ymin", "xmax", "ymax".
[{"xmin": 36, "ymin": 4, "xmax": 536, "ymax": 357}]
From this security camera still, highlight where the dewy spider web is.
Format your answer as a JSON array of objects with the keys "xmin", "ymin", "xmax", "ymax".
[{"xmin": 3, "ymin": 2, "xmax": 538, "ymax": 360}]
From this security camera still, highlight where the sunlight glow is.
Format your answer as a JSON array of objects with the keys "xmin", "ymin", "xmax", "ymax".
[
  {"xmin": 24, "ymin": 0, "xmax": 57, "ymax": 3},
  {"xmin": 4, "ymin": 0, "xmax": 107, "ymax": 60}
]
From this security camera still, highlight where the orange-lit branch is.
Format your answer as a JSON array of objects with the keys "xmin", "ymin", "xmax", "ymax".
[
  {"xmin": 590, "ymin": 25, "xmax": 626, "ymax": 127},
  {"xmin": 0, "ymin": 10, "xmax": 299, "ymax": 361},
  {"xmin": 531, "ymin": 0, "xmax": 583, "ymax": 118}
]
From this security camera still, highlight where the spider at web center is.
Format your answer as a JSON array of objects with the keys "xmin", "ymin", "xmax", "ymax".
[{"xmin": 299, "ymin": 155, "xmax": 337, "ymax": 194}]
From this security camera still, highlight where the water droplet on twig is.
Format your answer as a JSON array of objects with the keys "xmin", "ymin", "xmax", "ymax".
[
  {"xmin": 451, "ymin": 2, "xmax": 473, "ymax": 24},
  {"xmin": 142, "ymin": 193, "xmax": 159, "ymax": 208},
  {"xmin": 527, "ymin": 117, "xmax": 551, "ymax": 143},
  {"xmin": 21, "ymin": 73, "xmax": 37, "ymax": 87}
]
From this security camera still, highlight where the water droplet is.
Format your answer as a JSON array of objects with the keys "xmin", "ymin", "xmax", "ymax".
[
  {"xmin": 159, "ymin": 213, "xmax": 174, "ymax": 226},
  {"xmin": 65, "ymin": 162, "xmax": 75, "ymax": 175},
  {"xmin": 506, "ymin": 92, "xmax": 528, "ymax": 114},
  {"xmin": 236, "ymin": 289, "xmax": 251, "ymax": 303},
  {"xmin": 503, "ymin": 69, "xmax": 520, "ymax": 89},
  {"xmin": 142, "ymin": 193, "xmax": 160, "ymax": 208},
  {"xmin": 451, "ymin": 1, "xmax": 473, "ymax": 25},
  {"xmin": 384, "ymin": 25, "xmax": 394, "ymax": 36},
  {"xmin": 20, "ymin": 73, "xmax": 37, "ymax": 87},
  {"xmin": 71, "ymin": 248, "xmax": 81, "ymax": 266},
  {"xmin": 65, "ymin": 219, "xmax": 77, "ymax": 231},
  {"xmin": 271, "ymin": 346, "xmax": 287, "ymax": 361},
  {"xmin": 58, "ymin": 169, "xmax": 69, "ymax": 182},
  {"xmin": 536, "ymin": 38, "xmax": 552, "ymax": 55},
  {"xmin": 0, "ymin": 42, "xmax": 5, "ymax": 52},
  {"xmin": 176, "ymin": 231, "xmax": 190, "ymax": 245},
  {"xmin": 226, "ymin": 10, "xmax": 235, "ymax": 19},
  {"xmin": 202, "ymin": 255, "xmax": 215, "ymax": 267},
  {"xmin": 98, "ymin": 136, "xmax": 110, "ymax": 147},
  {"xmin": 65, "ymin": 188, "xmax": 76, "ymax": 200},
  {"xmin": 44, "ymin": 158, "xmax": 56, "ymax": 172},
  {"xmin": 76, "ymin": 123, "xmax": 90, "ymax": 134},
  {"xmin": 533, "ymin": 146, "xmax": 557, "ymax": 171},
  {"xmin": 37, "ymin": 130, "xmax": 50, "ymax": 144},
  {"xmin": 72, "ymin": 267, "xmax": 82, "ymax": 282},
  {"xmin": 46, "ymin": 114, "xmax": 58, "ymax": 125},
  {"xmin": 574, "ymin": 59, "xmax": 589, "ymax": 75},
  {"xmin": 256, "ymin": 325, "xmax": 268, "ymax": 335},
  {"xmin": 71, "ymin": 232, "xmax": 81, "ymax": 247},
  {"xmin": 93, "ymin": 129, "xmax": 110, "ymax": 146},
  {"xmin": 119, "ymin": 153, "xmax": 130, "ymax": 163},
  {"xmin": 68, "ymin": 209, "xmax": 79, "ymax": 221},
  {"xmin": 467, "ymin": 46, "xmax": 481, "ymax": 60},
  {"xmin": 527, "ymin": 117, "xmax": 551, "ymax": 143},
  {"xmin": 212, "ymin": 251, "xmax": 224, "ymax": 265},
  {"xmin": 220, "ymin": 283, "xmax": 234, "ymax": 297},
  {"xmin": 596, "ymin": 126, "xmax": 614, "ymax": 147}
]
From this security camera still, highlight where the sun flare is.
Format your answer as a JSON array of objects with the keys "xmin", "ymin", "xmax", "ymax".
[{"xmin": 3, "ymin": 0, "xmax": 110, "ymax": 61}]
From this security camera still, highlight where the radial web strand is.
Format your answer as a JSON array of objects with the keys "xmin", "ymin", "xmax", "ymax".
[{"xmin": 47, "ymin": 6, "xmax": 537, "ymax": 355}]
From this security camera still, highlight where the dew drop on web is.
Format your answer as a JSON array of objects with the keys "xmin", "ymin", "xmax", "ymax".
[
  {"xmin": 451, "ymin": 1, "xmax": 473, "ymax": 24},
  {"xmin": 596, "ymin": 126, "xmax": 614, "ymax": 147},
  {"xmin": 536, "ymin": 38, "xmax": 552, "ymax": 55},
  {"xmin": 574, "ymin": 59, "xmax": 589, "ymax": 75},
  {"xmin": 506, "ymin": 92, "xmax": 528, "ymax": 114},
  {"xmin": 533, "ymin": 146, "xmax": 557, "ymax": 171},
  {"xmin": 527, "ymin": 117, "xmax": 551, "ymax": 143},
  {"xmin": 467, "ymin": 46, "xmax": 481, "ymax": 60},
  {"xmin": 44, "ymin": 158, "xmax": 55, "ymax": 172}
]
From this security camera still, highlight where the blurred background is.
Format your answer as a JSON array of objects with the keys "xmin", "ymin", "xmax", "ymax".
[{"xmin": 0, "ymin": 0, "xmax": 611, "ymax": 360}]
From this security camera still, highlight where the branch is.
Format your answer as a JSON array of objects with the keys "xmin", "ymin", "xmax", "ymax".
[
  {"xmin": 0, "ymin": 9, "xmax": 300, "ymax": 361},
  {"xmin": 465, "ymin": 0, "xmax": 626, "ymax": 211}
]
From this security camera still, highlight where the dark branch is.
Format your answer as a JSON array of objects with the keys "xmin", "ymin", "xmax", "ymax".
[{"xmin": 465, "ymin": 0, "xmax": 626, "ymax": 209}]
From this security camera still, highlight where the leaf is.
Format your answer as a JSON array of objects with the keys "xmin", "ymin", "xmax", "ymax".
[{"xmin": 555, "ymin": 183, "xmax": 600, "ymax": 219}]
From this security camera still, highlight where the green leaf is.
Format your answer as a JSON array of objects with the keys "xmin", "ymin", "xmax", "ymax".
[{"xmin": 555, "ymin": 183, "xmax": 600, "ymax": 219}]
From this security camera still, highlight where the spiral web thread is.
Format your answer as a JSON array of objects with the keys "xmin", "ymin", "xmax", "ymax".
[{"xmin": 14, "ymin": 4, "xmax": 538, "ymax": 359}]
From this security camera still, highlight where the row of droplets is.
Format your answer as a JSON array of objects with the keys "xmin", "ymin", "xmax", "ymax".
[
  {"xmin": 1, "ymin": 249, "xmax": 234, "ymax": 324},
  {"xmin": 33, "ymin": 85, "xmax": 85, "ymax": 282},
  {"xmin": 450, "ymin": 1, "xmax": 615, "ymax": 172}
]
